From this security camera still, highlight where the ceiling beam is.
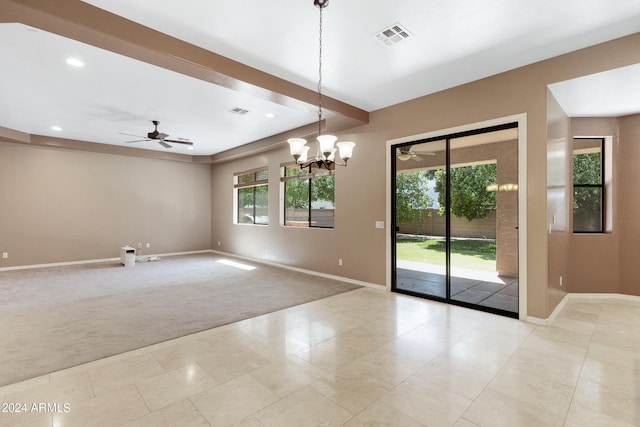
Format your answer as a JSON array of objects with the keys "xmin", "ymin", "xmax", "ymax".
[{"xmin": 0, "ymin": 0, "xmax": 368, "ymax": 130}]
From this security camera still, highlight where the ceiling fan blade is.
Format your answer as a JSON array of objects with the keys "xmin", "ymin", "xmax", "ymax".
[
  {"xmin": 119, "ymin": 132, "xmax": 145, "ymax": 138},
  {"xmin": 157, "ymin": 132, "xmax": 169, "ymax": 140},
  {"xmin": 157, "ymin": 140, "xmax": 172, "ymax": 149},
  {"xmin": 412, "ymin": 155, "xmax": 422, "ymax": 161},
  {"xmin": 124, "ymin": 139, "xmax": 149, "ymax": 143},
  {"xmin": 413, "ymin": 151, "xmax": 436, "ymax": 156},
  {"xmin": 164, "ymin": 139, "xmax": 194, "ymax": 146}
]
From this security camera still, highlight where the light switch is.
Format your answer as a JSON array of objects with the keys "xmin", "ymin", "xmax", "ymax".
[{"xmin": 375, "ymin": 221, "xmax": 384, "ymax": 229}]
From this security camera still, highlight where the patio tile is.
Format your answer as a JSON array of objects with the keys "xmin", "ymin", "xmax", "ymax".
[
  {"xmin": 498, "ymin": 283, "xmax": 519, "ymax": 296},
  {"xmin": 479, "ymin": 293, "xmax": 518, "ymax": 313},
  {"xmin": 471, "ymin": 281, "xmax": 508, "ymax": 293},
  {"xmin": 452, "ymin": 288, "xmax": 494, "ymax": 304}
]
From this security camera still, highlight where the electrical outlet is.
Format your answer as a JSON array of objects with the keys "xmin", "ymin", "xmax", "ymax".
[
  {"xmin": 217, "ymin": 241, "xmax": 221, "ymax": 246},
  {"xmin": 137, "ymin": 243, "xmax": 142, "ymax": 249},
  {"xmin": 338, "ymin": 258, "xmax": 343, "ymax": 266},
  {"xmin": 560, "ymin": 275, "xmax": 563, "ymax": 286},
  {"xmin": 2, "ymin": 252, "xmax": 8, "ymax": 259},
  {"xmin": 146, "ymin": 243, "xmax": 150, "ymax": 248}
]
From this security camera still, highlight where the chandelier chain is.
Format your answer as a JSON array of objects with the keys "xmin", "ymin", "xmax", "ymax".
[
  {"xmin": 317, "ymin": 4, "xmax": 323, "ymax": 135},
  {"xmin": 286, "ymin": 1, "xmax": 355, "ymax": 170}
]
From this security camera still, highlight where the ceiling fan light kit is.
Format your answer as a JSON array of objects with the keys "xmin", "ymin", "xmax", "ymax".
[
  {"xmin": 287, "ymin": 0, "xmax": 355, "ymax": 170},
  {"xmin": 396, "ymin": 147, "xmax": 436, "ymax": 162},
  {"xmin": 120, "ymin": 120, "xmax": 194, "ymax": 149}
]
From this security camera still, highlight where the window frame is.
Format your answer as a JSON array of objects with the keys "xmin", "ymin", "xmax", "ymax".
[
  {"xmin": 572, "ymin": 137, "xmax": 604, "ymax": 234},
  {"xmin": 280, "ymin": 162, "xmax": 335, "ymax": 229},
  {"xmin": 234, "ymin": 167, "xmax": 269, "ymax": 225}
]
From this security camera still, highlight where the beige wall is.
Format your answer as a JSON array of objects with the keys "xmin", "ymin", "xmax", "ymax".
[
  {"xmin": 617, "ymin": 115, "xmax": 640, "ymax": 296},
  {"xmin": 0, "ymin": 142, "xmax": 212, "ymax": 267},
  {"xmin": 210, "ymin": 147, "xmax": 386, "ymax": 285},
  {"xmin": 212, "ymin": 33, "xmax": 640, "ymax": 318}
]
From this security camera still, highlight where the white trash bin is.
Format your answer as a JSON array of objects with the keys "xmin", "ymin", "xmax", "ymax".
[{"xmin": 120, "ymin": 246, "xmax": 136, "ymax": 267}]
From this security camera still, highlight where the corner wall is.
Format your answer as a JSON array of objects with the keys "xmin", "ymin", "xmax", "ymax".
[
  {"xmin": 568, "ymin": 117, "xmax": 621, "ymax": 294},
  {"xmin": 565, "ymin": 114, "xmax": 640, "ymax": 297},
  {"xmin": 546, "ymin": 89, "xmax": 570, "ymax": 314},
  {"xmin": 617, "ymin": 114, "xmax": 640, "ymax": 296}
]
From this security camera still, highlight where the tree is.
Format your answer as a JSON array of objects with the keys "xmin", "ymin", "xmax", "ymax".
[
  {"xmin": 285, "ymin": 167, "xmax": 334, "ymax": 210},
  {"xmin": 573, "ymin": 151, "xmax": 602, "ymax": 229},
  {"xmin": 395, "ymin": 170, "xmax": 432, "ymax": 223},
  {"xmin": 433, "ymin": 163, "xmax": 497, "ymax": 221}
]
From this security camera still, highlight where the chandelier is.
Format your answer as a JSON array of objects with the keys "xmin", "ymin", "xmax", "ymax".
[{"xmin": 287, "ymin": 0, "xmax": 355, "ymax": 170}]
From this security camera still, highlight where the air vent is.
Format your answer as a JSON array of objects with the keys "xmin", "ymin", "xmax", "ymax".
[
  {"xmin": 374, "ymin": 23, "xmax": 411, "ymax": 46},
  {"xmin": 228, "ymin": 107, "xmax": 250, "ymax": 115}
]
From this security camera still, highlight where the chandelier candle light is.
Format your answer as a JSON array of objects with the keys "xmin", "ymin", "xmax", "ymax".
[{"xmin": 287, "ymin": 0, "xmax": 355, "ymax": 170}]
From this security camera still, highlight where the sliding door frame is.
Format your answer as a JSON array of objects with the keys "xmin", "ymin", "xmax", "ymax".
[{"xmin": 386, "ymin": 114, "xmax": 528, "ymax": 320}]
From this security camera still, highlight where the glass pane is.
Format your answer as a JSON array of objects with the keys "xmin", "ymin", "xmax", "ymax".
[
  {"xmin": 255, "ymin": 169, "xmax": 269, "ymax": 181},
  {"xmin": 285, "ymin": 178, "xmax": 309, "ymax": 226},
  {"xmin": 573, "ymin": 139, "xmax": 602, "ymax": 185},
  {"xmin": 285, "ymin": 166, "xmax": 306, "ymax": 178},
  {"xmin": 237, "ymin": 173, "xmax": 253, "ymax": 185},
  {"xmin": 237, "ymin": 187, "xmax": 255, "ymax": 224},
  {"xmin": 573, "ymin": 187, "xmax": 603, "ymax": 232},
  {"xmin": 395, "ymin": 140, "xmax": 447, "ymax": 298},
  {"xmin": 254, "ymin": 185, "xmax": 269, "ymax": 225},
  {"xmin": 449, "ymin": 130, "xmax": 518, "ymax": 314},
  {"xmin": 311, "ymin": 175, "xmax": 334, "ymax": 227}
]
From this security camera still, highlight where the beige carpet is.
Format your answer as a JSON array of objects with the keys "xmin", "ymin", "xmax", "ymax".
[{"xmin": 0, "ymin": 253, "xmax": 359, "ymax": 386}]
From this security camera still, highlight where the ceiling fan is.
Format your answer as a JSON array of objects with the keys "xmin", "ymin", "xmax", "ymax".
[
  {"xmin": 119, "ymin": 120, "xmax": 193, "ymax": 149},
  {"xmin": 396, "ymin": 146, "xmax": 436, "ymax": 161}
]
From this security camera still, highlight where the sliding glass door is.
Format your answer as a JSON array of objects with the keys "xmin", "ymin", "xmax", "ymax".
[{"xmin": 392, "ymin": 124, "xmax": 519, "ymax": 317}]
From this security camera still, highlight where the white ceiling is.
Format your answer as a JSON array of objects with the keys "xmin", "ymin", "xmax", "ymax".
[
  {"xmin": 548, "ymin": 63, "xmax": 640, "ymax": 117},
  {"xmin": 1, "ymin": 0, "xmax": 639, "ymax": 156}
]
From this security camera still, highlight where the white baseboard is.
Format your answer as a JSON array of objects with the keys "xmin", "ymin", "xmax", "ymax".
[
  {"xmin": 527, "ymin": 292, "xmax": 640, "ymax": 325},
  {"xmin": 210, "ymin": 249, "xmax": 385, "ymax": 290},
  {"xmin": 0, "ymin": 249, "xmax": 384, "ymax": 290},
  {"xmin": 527, "ymin": 293, "xmax": 570, "ymax": 325},
  {"xmin": 526, "ymin": 316, "xmax": 548, "ymax": 326},
  {"xmin": 566, "ymin": 292, "xmax": 640, "ymax": 302},
  {"xmin": 0, "ymin": 250, "xmax": 213, "ymax": 272}
]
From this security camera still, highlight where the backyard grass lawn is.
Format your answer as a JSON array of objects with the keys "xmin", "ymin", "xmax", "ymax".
[{"xmin": 396, "ymin": 238, "xmax": 496, "ymax": 272}]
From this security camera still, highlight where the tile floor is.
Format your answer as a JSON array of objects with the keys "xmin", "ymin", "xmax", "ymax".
[{"xmin": 1, "ymin": 287, "xmax": 639, "ymax": 426}]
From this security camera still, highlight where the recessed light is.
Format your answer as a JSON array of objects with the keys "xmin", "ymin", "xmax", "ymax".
[
  {"xmin": 66, "ymin": 57, "xmax": 85, "ymax": 68},
  {"xmin": 265, "ymin": 113, "xmax": 275, "ymax": 119},
  {"xmin": 51, "ymin": 126, "xmax": 62, "ymax": 131}
]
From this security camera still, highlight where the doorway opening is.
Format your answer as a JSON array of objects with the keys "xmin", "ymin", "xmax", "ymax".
[{"xmin": 392, "ymin": 122, "xmax": 519, "ymax": 317}]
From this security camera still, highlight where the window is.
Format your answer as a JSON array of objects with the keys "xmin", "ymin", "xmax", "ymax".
[
  {"xmin": 281, "ymin": 163, "xmax": 334, "ymax": 228},
  {"xmin": 573, "ymin": 138, "xmax": 604, "ymax": 233},
  {"xmin": 234, "ymin": 167, "xmax": 268, "ymax": 225}
]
